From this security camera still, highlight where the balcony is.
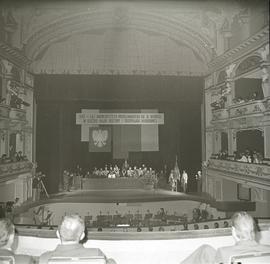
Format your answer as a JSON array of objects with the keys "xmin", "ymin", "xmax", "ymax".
[
  {"xmin": 229, "ymin": 100, "xmax": 265, "ymax": 119},
  {"xmin": 9, "ymin": 108, "xmax": 27, "ymax": 121},
  {"xmin": 211, "ymin": 108, "xmax": 229, "ymax": 122},
  {"xmin": 0, "ymin": 161, "xmax": 33, "ymax": 182},
  {"xmin": 0, "ymin": 103, "xmax": 10, "ymax": 119},
  {"xmin": 206, "ymin": 158, "xmax": 270, "ymax": 190}
]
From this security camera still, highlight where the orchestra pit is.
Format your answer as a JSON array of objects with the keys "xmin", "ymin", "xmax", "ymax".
[{"xmin": 0, "ymin": 0, "xmax": 270, "ymax": 263}]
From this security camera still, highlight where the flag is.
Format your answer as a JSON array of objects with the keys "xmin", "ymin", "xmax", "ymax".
[
  {"xmin": 89, "ymin": 126, "xmax": 112, "ymax": 152},
  {"xmin": 174, "ymin": 155, "xmax": 181, "ymax": 180}
]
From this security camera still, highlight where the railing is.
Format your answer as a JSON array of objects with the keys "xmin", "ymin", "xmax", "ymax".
[
  {"xmin": 211, "ymin": 99, "xmax": 268, "ymax": 122},
  {"xmin": 9, "ymin": 107, "xmax": 27, "ymax": 121},
  {"xmin": 0, "ymin": 103, "xmax": 10, "ymax": 118},
  {"xmin": 0, "ymin": 161, "xmax": 33, "ymax": 181},
  {"xmin": 229, "ymin": 99, "xmax": 265, "ymax": 119},
  {"xmin": 211, "ymin": 108, "xmax": 229, "ymax": 122},
  {"xmin": 207, "ymin": 158, "xmax": 270, "ymax": 190}
]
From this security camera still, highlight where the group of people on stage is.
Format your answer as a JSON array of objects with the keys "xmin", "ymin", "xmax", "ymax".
[
  {"xmin": 168, "ymin": 170, "xmax": 202, "ymax": 193},
  {"xmin": 62, "ymin": 161, "xmax": 203, "ymax": 194},
  {"xmin": 91, "ymin": 162, "xmax": 157, "ymax": 179}
]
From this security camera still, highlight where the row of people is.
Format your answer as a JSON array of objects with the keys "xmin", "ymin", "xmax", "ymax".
[
  {"xmin": 1, "ymin": 212, "xmax": 269, "ymax": 264},
  {"xmin": 215, "ymin": 149, "xmax": 264, "ymax": 164},
  {"xmin": 0, "ymin": 216, "xmax": 116, "ymax": 264},
  {"xmin": 232, "ymin": 91, "xmax": 261, "ymax": 104},
  {"xmin": 0, "ymin": 152, "xmax": 28, "ymax": 164},
  {"xmin": 91, "ymin": 164, "xmax": 157, "ymax": 179}
]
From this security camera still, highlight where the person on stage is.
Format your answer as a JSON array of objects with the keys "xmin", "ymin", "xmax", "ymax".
[
  {"xmin": 182, "ymin": 170, "xmax": 188, "ymax": 193},
  {"xmin": 195, "ymin": 170, "xmax": 202, "ymax": 193}
]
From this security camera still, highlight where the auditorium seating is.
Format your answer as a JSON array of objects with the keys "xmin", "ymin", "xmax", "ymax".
[{"xmin": 14, "ymin": 221, "xmax": 270, "ymax": 264}]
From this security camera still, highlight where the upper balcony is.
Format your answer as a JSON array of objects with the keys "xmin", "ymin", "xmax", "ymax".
[
  {"xmin": 206, "ymin": 158, "xmax": 270, "ymax": 190},
  {"xmin": 0, "ymin": 161, "xmax": 33, "ymax": 182}
]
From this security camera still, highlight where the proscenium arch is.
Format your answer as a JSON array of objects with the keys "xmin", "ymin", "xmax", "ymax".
[{"xmin": 25, "ymin": 9, "xmax": 215, "ymax": 69}]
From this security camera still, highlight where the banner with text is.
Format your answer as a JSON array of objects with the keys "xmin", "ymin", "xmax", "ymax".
[{"xmin": 76, "ymin": 113, "xmax": 164, "ymax": 125}]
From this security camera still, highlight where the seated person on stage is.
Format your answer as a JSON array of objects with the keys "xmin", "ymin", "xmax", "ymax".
[
  {"xmin": 180, "ymin": 211, "xmax": 270, "ymax": 264},
  {"xmin": 39, "ymin": 214, "xmax": 116, "ymax": 264},
  {"xmin": 215, "ymin": 211, "xmax": 270, "ymax": 264},
  {"xmin": 0, "ymin": 218, "xmax": 34, "ymax": 264}
]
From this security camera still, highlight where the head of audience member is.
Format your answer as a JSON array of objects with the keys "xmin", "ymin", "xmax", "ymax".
[
  {"xmin": 223, "ymin": 221, "xmax": 229, "ymax": 228},
  {"xmin": 0, "ymin": 218, "xmax": 15, "ymax": 250},
  {"xmin": 231, "ymin": 211, "xmax": 256, "ymax": 242},
  {"xmin": 57, "ymin": 215, "xmax": 85, "ymax": 245},
  {"xmin": 214, "ymin": 222, "xmax": 219, "ymax": 229}
]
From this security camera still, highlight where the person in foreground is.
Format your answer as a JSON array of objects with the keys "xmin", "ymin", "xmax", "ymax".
[
  {"xmin": 0, "ymin": 218, "xmax": 34, "ymax": 264},
  {"xmin": 39, "ymin": 214, "xmax": 116, "ymax": 264},
  {"xmin": 215, "ymin": 211, "xmax": 270, "ymax": 264},
  {"xmin": 180, "ymin": 211, "xmax": 270, "ymax": 264}
]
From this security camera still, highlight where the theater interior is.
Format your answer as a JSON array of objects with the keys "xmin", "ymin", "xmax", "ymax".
[{"xmin": 0, "ymin": 0, "xmax": 269, "ymax": 263}]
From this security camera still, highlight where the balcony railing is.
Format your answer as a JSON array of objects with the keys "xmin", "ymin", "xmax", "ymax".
[
  {"xmin": 211, "ymin": 108, "xmax": 229, "ymax": 122},
  {"xmin": 211, "ymin": 99, "xmax": 268, "ymax": 122},
  {"xmin": 0, "ymin": 161, "xmax": 33, "ymax": 182},
  {"xmin": 228, "ymin": 100, "xmax": 265, "ymax": 119},
  {"xmin": 207, "ymin": 158, "xmax": 270, "ymax": 190},
  {"xmin": 9, "ymin": 108, "xmax": 26, "ymax": 121},
  {"xmin": 0, "ymin": 104, "xmax": 10, "ymax": 119}
]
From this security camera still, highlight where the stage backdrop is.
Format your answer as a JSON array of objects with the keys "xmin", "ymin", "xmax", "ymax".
[
  {"xmin": 77, "ymin": 109, "xmax": 163, "ymax": 159},
  {"xmin": 35, "ymin": 74, "xmax": 203, "ymax": 193}
]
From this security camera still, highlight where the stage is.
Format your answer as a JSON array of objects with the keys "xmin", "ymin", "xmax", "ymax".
[{"xmin": 35, "ymin": 188, "xmax": 211, "ymax": 205}]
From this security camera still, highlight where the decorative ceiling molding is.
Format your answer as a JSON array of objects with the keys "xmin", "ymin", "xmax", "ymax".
[
  {"xmin": 208, "ymin": 26, "xmax": 269, "ymax": 73},
  {"xmin": 0, "ymin": 42, "xmax": 31, "ymax": 67},
  {"xmin": 24, "ymin": 9, "xmax": 215, "ymax": 66}
]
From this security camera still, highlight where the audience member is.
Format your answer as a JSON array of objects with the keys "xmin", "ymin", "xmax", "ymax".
[
  {"xmin": 223, "ymin": 221, "xmax": 229, "ymax": 228},
  {"xmin": 182, "ymin": 170, "xmax": 188, "ymax": 193},
  {"xmin": 0, "ymin": 218, "xmax": 34, "ymax": 264},
  {"xmin": 39, "ymin": 214, "xmax": 116, "ymax": 264},
  {"xmin": 181, "ymin": 212, "xmax": 270, "ymax": 264},
  {"xmin": 215, "ymin": 211, "xmax": 270, "ymax": 264}
]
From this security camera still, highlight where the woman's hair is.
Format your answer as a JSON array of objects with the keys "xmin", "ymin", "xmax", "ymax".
[
  {"xmin": 231, "ymin": 211, "xmax": 256, "ymax": 240},
  {"xmin": 0, "ymin": 218, "xmax": 15, "ymax": 247}
]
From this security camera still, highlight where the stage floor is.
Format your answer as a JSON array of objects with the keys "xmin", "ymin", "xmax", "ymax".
[{"xmin": 37, "ymin": 189, "xmax": 211, "ymax": 204}]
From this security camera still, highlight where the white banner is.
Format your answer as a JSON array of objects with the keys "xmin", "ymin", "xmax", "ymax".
[{"xmin": 76, "ymin": 112, "xmax": 164, "ymax": 125}]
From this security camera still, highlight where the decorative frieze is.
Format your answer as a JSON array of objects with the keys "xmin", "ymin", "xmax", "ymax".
[
  {"xmin": 211, "ymin": 109, "xmax": 229, "ymax": 122},
  {"xmin": 9, "ymin": 108, "xmax": 27, "ymax": 121},
  {"xmin": 235, "ymin": 55, "xmax": 261, "ymax": 77},
  {"xmin": 229, "ymin": 100, "xmax": 265, "ymax": 118},
  {"xmin": 0, "ymin": 104, "xmax": 10, "ymax": 119},
  {"xmin": 0, "ymin": 161, "xmax": 33, "ymax": 182}
]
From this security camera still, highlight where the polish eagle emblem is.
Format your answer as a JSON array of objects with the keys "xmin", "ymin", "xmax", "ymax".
[{"xmin": 92, "ymin": 129, "xmax": 108, "ymax": 147}]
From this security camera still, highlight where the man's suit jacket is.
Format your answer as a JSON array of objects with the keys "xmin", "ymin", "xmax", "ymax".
[
  {"xmin": 39, "ymin": 243, "xmax": 106, "ymax": 264},
  {"xmin": 215, "ymin": 240, "xmax": 270, "ymax": 264},
  {"xmin": 0, "ymin": 248, "xmax": 34, "ymax": 264}
]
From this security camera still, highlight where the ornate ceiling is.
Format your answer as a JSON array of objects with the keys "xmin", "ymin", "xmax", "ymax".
[{"xmin": 2, "ymin": 0, "xmax": 266, "ymax": 76}]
